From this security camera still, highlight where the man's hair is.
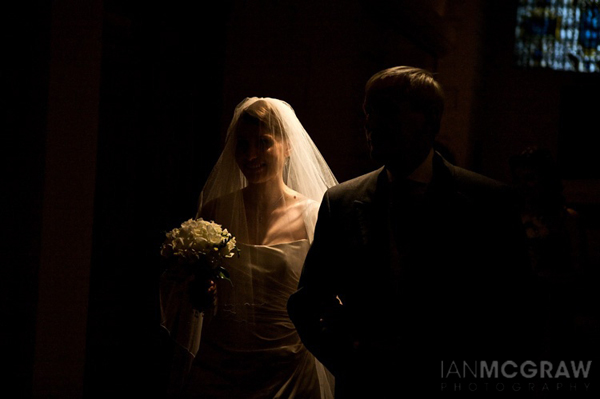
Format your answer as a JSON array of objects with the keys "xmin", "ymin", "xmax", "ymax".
[
  {"xmin": 364, "ymin": 66, "xmax": 445, "ymax": 135},
  {"xmin": 509, "ymin": 146, "xmax": 564, "ymax": 203}
]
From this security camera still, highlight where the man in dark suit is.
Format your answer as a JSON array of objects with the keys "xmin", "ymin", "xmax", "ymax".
[{"xmin": 288, "ymin": 66, "xmax": 536, "ymax": 397}]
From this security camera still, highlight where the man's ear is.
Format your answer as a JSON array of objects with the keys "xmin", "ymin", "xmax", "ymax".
[{"xmin": 424, "ymin": 118, "xmax": 440, "ymax": 142}]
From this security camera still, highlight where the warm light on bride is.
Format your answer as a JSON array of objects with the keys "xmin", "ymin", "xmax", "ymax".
[{"xmin": 160, "ymin": 97, "xmax": 337, "ymax": 398}]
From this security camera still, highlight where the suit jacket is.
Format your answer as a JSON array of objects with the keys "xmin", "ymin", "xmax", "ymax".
[{"xmin": 288, "ymin": 153, "xmax": 537, "ymax": 398}]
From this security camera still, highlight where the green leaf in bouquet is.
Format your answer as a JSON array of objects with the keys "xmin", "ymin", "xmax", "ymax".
[{"xmin": 215, "ymin": 265, "xmax": 233, "ymax": 286}]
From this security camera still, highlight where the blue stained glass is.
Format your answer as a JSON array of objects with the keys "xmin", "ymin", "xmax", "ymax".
[{"xmin": 515, "ymin": 0, "xmax": 600, "ymax": 73}]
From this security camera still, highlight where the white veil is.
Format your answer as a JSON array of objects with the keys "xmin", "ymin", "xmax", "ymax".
[
  {"xmin": 196, "ymin": 96, "xmax": 337, "ymax": 243},
  {"xmin": 161, "ymin": 97, "xmax": 337, "ymax": 398},
  {"xmin": 198, "ymin": 97, "xmax": 336, "ymax": 205}
]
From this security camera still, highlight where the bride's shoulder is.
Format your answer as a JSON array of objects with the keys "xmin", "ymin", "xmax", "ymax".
[
  {"xmin": 296, "ymin": 196, "xmax": 320, "ymax": 217},
  {"xmin": 304, "ymin": 197, "xmax": 319, "ymax": 210},
  {"xmin": 285, "ymin": 189, "xmax": 316, "ymax": 207},
  {"xmin": 198, "ymin": 190, "xmax": 243, "ymax": 220}
]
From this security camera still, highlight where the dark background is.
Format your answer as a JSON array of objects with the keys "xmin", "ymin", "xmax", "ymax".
[{"xmin": 4, "ymin": 0, "xmax": 599, "ymax": 397}]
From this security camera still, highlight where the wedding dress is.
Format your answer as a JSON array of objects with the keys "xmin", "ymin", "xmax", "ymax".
[
  {"xmin": 160, "ymin": 97, "xmax": 337, "ymax": 398},
  {"xmin": 163, "ymin": 199, "xmax": 333, "ymax": 398},
  {"xmin": 183, "ymin": 234, "xmax": 330, "ymax": 397}
]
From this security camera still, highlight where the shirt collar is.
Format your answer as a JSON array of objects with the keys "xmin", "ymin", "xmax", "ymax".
[{"xmin": 386, "ymin": 148, "xmax": 434, "ymax": 186}]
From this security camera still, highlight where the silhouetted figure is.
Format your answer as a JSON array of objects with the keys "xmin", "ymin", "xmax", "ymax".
[
  {"xmin": 510, "ymin": 146, "xmax": 587, "ymax": 276},
  {"xmin": 288, "ymin": 66, "xmax": 535, "ymax": 398},
  {"xmin": 510, "ymin": 147, "xmax": 591, "ymax": 361}
]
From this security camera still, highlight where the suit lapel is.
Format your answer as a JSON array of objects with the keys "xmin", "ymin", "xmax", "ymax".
[
  {"xmin": 348, "ymin": 158, "xmax": 465, "ymax": 279},
  {"xmin": 352, "ymin": 201, "xmax": 371, "ymax": 247},
  {"xmin": 351, "ymin": 168, "xmax": 399, "ymax": 281},
  {"xmin": 351, "ymin": 167, "xmax": 387, "ymax": 246}
]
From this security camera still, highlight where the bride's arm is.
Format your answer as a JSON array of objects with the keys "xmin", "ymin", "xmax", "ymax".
[{"xmin": 288, "ymin": 191, "xmax": 352, "ymax": 376}]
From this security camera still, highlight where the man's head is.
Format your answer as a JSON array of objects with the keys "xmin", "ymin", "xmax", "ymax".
[{"xmin": 363, "ymin": 66, "xmax": 444, "ymax": 177}]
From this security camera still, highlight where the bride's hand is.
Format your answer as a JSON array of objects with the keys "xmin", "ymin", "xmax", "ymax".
[{"xmin": 189, "ymin": 276, "xmax": 218, "ymax": 311}]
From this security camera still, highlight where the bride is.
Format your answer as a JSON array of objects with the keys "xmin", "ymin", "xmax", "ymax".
[{"xmin": 160, "ymin": 97, "xmax": 338, "ymax": 398}]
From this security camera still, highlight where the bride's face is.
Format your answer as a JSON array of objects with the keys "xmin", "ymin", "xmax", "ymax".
[{"xmin": 235, "ymin": 122, "xmax": 288, "ymax": 185}]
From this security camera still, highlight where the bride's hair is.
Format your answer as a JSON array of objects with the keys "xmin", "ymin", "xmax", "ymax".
[
  {"xmin": 239, "ymin": 99, "xmax": 274, "ymax": 127},
  {"xmin": 198, "ymin": 97, "xmax": 336, "ymax": 211},
  {"xmin": 234, "ymin": 99, "xmax": 290, "ymax": 150}
]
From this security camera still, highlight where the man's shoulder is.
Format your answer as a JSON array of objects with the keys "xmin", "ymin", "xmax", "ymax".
[
  {"xmin": 326, "ymin": 167, "xmax": 383, "ymax": 201},
  {"xmin": 451, "ymin": 164, "xmax": 506, "ymax": 190},
  {"xmin": 445, "ymin": 161, "xmax": 515, "ymax": 204}
]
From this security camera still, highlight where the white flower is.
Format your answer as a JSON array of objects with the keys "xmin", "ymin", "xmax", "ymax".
[{"xmin": 161, "ymin": 218, "xmax": 239, "ymax": 263}]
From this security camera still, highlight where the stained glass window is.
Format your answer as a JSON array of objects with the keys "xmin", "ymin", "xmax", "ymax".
[{"xmin": 515, "ymin": 0, "xmax": 600, "ymax": 73}]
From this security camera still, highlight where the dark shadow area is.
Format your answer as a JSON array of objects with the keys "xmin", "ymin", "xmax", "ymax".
[
  {"xmin": 83, "ymin": 1, "xmax": 233, "ymax": 397},
  {"xmin": 2, "ymin": 2, "xmax": 52, "ymax": 396}
]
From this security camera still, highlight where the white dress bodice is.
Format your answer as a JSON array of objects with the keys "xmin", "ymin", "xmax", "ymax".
[{"xmin": 182, "ymin": 240, "xmax": 332, "ymax": 398}]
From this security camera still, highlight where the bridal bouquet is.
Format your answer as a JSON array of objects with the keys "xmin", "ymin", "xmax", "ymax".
[{"xmin": 160, "ymin": 218, "xmax": 239, "ymax": 285}]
